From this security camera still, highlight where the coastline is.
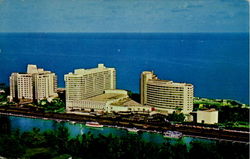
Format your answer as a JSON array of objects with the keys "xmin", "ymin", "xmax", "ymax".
[{"xmin": 0, "ymin": 33, "xmax": 249, "ymax": 105}]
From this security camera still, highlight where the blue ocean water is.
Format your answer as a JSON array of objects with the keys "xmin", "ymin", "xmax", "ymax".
[{"xmin": 0, "ymin": 33, "xmax": 249, "ymax": 104}]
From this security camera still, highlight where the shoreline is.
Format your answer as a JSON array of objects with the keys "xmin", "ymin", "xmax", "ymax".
[{"xmin": 0, "ymin": 107, "xmax": 249, "ymax": 143}]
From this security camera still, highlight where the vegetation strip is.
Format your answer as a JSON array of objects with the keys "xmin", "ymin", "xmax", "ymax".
[{"xmin": 0, "ymin": 124, "xmax": 248, "ymax": 159}]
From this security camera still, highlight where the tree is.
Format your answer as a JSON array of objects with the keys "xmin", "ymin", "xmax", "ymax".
[
  {"xmin": 0, "ymin": 132, "xmax": 25, "ymax": 158},
  {"xmin": 189, "ymin": 141, "xmax": 218, "ymax": 159},
  {"xmin": 55, "ymin": 126, "xmax": 70, "ymax": 153},
  {"xmin": 167, "ymin": 112, "xmax": 185, "ymax": 122},
  {"xmin": 0, "ymin": 116, "xmax": 11, "ymax": 135}
]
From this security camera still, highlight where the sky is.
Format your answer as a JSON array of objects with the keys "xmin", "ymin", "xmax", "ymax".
[{"xmin": 0, "ymin": 0, "xmax": 249, "ymax": 33}]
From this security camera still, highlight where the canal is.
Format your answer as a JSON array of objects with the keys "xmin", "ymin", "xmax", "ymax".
[{"xmin": 0, "ymin": 114, "xmax": 215, "ymax": 147}]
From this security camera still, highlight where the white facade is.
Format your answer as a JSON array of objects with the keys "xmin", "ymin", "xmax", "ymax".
[
  {"xmin": 140, "ymin": 71, "xmax": 157, "ymax": 105},
  {"xmin": 108, "ymin": 104, "xmax": 151, "ymax": 113},
  {"xmin": 27, "ymin": 64, "xmax": 38, "ymax": 74},
  {"xmin": 67, "ymin": 89, "xmax": 152, "ymax": 113},
  {"xmin": 9, "ymin": 64, "xmax": 57, "ymax": 101},
  {"xmin": 66, "ymin": 99, "xmax": 107, "ymax": 112},
  {"xmin": 9, "ymin": 73, "xmax": 18, "ymax": 101},
  {"xmin": 65, "ymin": 64, "xmax": 116, "ymax": 110},
  {"xmin": 9, "ymin": 73, "xmax": 34, "ymax": 100},
  {"xmin": 33, "ymin": 73, "xmax": 57, "ymax": 100},
  {"xmin": 140, "ymin": 71, "xmax": 194, "ymax": 114},
  {"xmin": 197, "ymin": 109, "xmax": 219, "ymax": 124},
  {"xmin": 66, "ymin": 89, "xmax": 126, "ymax": 112}
]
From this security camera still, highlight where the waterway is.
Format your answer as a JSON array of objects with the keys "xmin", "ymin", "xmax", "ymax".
[{"xmin": 0, "ymin": 114, "xmax": 215, "ymax": 147}]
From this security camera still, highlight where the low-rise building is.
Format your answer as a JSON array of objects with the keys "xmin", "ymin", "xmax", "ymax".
[
  {"xmin": 67, "ymin": 89, "xmax": 127, "ymax": 112},
  {"xmin": 197, "ymin": 109, "xmax": 219, "ymax": 124},
  {"xmin": 109, "ymin": 94, "xmax": 151, "ymax": 113},
  {"xmin": 67, "ymin": 89, "xmax": 152, "ymax": 113}
]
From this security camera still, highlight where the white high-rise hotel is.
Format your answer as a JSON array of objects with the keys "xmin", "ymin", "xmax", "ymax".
[
  {"xmin": 64, "ymin": 64, "xmax": 116, "ymax": 111},
  {"xmin": 140, "ymin": 71, "xmax": 194, "ymax": 114},
  {"xmin": 10, "ymin": 73, "xmax": 33, "ymax": 100},
  {"xmin": 9, "ymin": 65, "xmax": 57, "ymax": 101}
]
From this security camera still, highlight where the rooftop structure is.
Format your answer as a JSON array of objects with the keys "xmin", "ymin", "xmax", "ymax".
[
  {"xmin": 87, "ymin": 93, "xmax": 127, "ymax": 102},
  {"xmin": 67, "ymin": 89, "xmax": 152, "ymax": 113},
  {"xmin": 66, "ymin": 89, "xmax": 127, "ymax": 112},
  {"xmin": 111, "ymin": 97, "xmax": 142, "ymax": 107}
]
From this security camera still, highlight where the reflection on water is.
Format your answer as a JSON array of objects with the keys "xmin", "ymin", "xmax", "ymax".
[{"xmin": 1, "ymin": 115, "xmax": 214, "ymax": 146}]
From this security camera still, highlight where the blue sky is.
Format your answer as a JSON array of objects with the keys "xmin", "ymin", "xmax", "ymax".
[{"xmin": 0, "ymin": 0, "xmax": 249, "ymax": 33}]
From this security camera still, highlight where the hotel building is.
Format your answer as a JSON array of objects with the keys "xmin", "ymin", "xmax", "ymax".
[
  {"xmin": 33, "ymin": 73, "xmax": 57, "ymax": 100},
  {"xmin": 64, "ymin": 64, "xmax": 116, "ymax": 111},
  {"xmin": 10, "ymin": 73, "xmax": 33, "ymax": 100},
  {"xmin": 140, "ymin": 71, "xmax": 194, "ymax": 114},
  {"xmin": 9, "ymin": 64, "xmax": 57, "ymax": 101}
]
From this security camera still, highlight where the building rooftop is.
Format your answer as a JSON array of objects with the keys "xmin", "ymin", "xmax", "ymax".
[
  {"xmin": 66, "ymin": 64, "xmax": 115, "ymax": 76},
  {"xmin": 198, "ymin": 109, "xmax": 218, "ymax": 112},
  {"xmin": 87, "ymin": 93, "xmax": 127, "ymax": 102},
  {"xmin": 26, "ymin": 64, "xmax": 53, "ymax": 74},
  {"xmin": 111, "ymin": 98, "xmax": 142, "ymax": 107},
  {"xmin": 147, "ymin": 79, "xmax": 192, "ymax": 87}
]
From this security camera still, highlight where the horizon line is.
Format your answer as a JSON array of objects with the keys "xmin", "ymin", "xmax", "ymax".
[{"xmin": 0, "ymin": 31, "xmax": 248, "ymax": 34}]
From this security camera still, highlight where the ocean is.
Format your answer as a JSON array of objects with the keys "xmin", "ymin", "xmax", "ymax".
[{"xmin": 0, "ymin": 33, "xmax": 248, "ymax": 104}]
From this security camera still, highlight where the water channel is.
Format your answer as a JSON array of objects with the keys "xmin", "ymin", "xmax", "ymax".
[{"xmin": 0, "ymin": 114, "xmax": 215, "ymax": 146}]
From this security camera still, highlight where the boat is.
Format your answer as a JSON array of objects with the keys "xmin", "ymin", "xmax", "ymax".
[
  {"xmin": 70, "ymin": 121, "xmax": 76, "ymax": 124},
  {"xmin": 143, "ymin": 124, "xmax": 149, "ymax": 129},
  {"xmin": 127, "ymin": 128, "xmax": 139, "ymax": 133},
  {"xmin": 55, "ymin": 119, "xmax": 62, "ymax": 123},
  {"xmin": 85, "ymin": 121, "xmax": 103, "ymax": 128},
  {"xmin": 163, "ymin": 131, "xmax": 182, "ymax": 139}
]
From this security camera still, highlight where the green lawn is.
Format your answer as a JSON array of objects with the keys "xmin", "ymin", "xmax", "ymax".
[
  {"xmin": 21, "ymin": 148, "xmax": 57, "ymax": 159},
  {"xmin": 52, "ymin": 154, "xmax": 72, "ymax": 159}
]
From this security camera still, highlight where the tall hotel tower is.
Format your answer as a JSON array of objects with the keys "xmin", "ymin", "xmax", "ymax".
[
  {"xmin": 140, "ymin": 71, "xmax": 194, "ymax": 114},
  {"xmin": 10, "ymin": 73, "xmax": 33, "ymax": 101},
  {"xmin": 64, "ymin": 64, "xmax": 116, "ymax": 111},
  {"xmin": 10, "ymin": 65, "xmax": 57, "ymax": 101}
]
